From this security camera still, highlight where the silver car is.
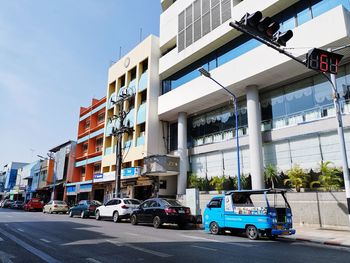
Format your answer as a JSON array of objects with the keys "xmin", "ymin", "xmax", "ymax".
[{"xmin": 43, "ymin": 200, "xmax": 69, "ymax": 214}]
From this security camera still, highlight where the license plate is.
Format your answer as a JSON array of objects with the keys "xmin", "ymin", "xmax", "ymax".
[
  {"xmin": 178, "ymin": 210, "xmax": 185, "ymax": 214},
  {"xmin": 276, "ymin": 225, "xmax": 283, "ymax": 230}
]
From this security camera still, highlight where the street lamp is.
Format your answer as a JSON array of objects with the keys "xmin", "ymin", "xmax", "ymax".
[{"xmin": 198, "ymin": 68, "xmax": 242, "ymax": 190}]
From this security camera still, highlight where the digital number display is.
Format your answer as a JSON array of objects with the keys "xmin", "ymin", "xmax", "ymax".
[{"xmin": 307, "ymin": 48, "xmax": 343, "ymax": 74}]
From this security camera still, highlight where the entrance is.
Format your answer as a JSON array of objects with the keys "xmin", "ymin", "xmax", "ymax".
[
  {"xmin": 134, "ymin": 185, "xmax": 153, "ymax": 201},
  {"xmin": 94, "ymin": 189, "xmax": 104, "ymax": 203}
]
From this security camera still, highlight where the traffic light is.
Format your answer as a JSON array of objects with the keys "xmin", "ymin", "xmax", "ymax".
[
  {"xmin": 306, "ymin": 48, "xmax": 343, "ymax": 74},
  {"xmin": 230, "ymin": 11, "xmax": 293, "ymax": 47}
]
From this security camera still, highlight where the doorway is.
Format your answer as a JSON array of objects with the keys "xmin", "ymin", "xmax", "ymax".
[{"xmin": 134, "ymin": 185, "xmax": 153, "ymax": 201}]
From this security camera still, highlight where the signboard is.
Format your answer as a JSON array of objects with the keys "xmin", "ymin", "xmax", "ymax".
[
  {"xmin": 307, "ymin": 48, "xmax": 343, "ymax": 74},
  {"xmin": 121, "ymin": 167, "xmax": 141, "ymax": 180},
  {"xmin": 93, "ymin": 172, "xmax": 115, "ymax": 183},
  {"xmin": 143, "ymin": 155, "xmax": 180, "ymax": 176},
  {"xmin": 225, "ymin": 195, "xmax": 233, "ymax": 212}
]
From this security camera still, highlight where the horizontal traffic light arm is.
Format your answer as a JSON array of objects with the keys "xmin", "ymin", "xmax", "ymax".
[{"xmin": 229, "ymin": 21, "xmax": 306, "ymax": 67}]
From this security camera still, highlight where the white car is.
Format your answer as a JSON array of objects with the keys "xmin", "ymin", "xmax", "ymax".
[{"xmin": 95, "ymin": 198, "xmax": 141, "ymax": 223}]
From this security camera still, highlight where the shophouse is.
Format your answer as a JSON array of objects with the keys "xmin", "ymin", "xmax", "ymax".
[
  {"xmin": 1, "ymin": 162, "xmax": 28, "ymax": 199},
  {"xmin": 48, "ymin": 141, "xmax": 76, "ymax": 201},
  {"xmin": 101, "ymin": 35, "xmax": 175, "ymax": 201},
  {"xmin": 66, "ymin": 97, "xmax": 106, "ymax": 204},
  {"xmin": 19, "ymin": 161, "xmax": 42, "ymax": 201},
  {"xmin": 159, "ymin": 0, "xmax": 350, "ymax": 193},
  {"xmin": 34, "ymin": 159, "xmax": 54, "ymax": 203}
]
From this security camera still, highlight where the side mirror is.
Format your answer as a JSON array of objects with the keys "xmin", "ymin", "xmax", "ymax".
[{"xmin": 206, "ymin": 204, "xmax": 211, "ymax": 209}]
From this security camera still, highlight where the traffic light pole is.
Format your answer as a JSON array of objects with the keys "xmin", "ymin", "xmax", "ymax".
[
  {"xmin": 230, "ymin": 19, "xmax": 350, "ymax": 224},
  {"xmin": 328, "ymin": 47, "xmax": 350, "ymax": 223}
]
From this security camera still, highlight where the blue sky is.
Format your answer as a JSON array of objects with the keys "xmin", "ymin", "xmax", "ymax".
[{"xmin": 0, "ymin": 0, "xmax": 161, "ymax": 167}]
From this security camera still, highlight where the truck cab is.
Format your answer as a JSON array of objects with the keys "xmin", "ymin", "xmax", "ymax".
[{"xmin": 203, "ymin": 189, "xmax": 296, "ymax": 240}]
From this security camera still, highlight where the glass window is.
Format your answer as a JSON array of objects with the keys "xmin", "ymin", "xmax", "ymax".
[
  {"xmin": 209, "ymin": 198, "xmax": 222, "ymax": 208},
  {"xmin": 163, "ymin": 199, "xmax": 182, "ymax": 206},
  {"xmin": 284, "ymin": 80, "xmax": 314, "ymax": 115},
  {"xmin": 97, "ymin": 113, "xmax": 105, "ymax": 123},
  {"xmin": 313, "ymin": 74, "xmax": 333, "ymax": 106},
  {"xmin": 141, "ymin": 201, "xmax": 151, "ymax": 209},
  {"xmin": 124, "ymin": 199, "xmax": 141, "ymax": 205}
]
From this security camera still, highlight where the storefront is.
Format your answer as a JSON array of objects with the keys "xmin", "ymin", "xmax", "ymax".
[{"xmin": 65, "ymin": 180, "xmax": 93, "ymax": 205}]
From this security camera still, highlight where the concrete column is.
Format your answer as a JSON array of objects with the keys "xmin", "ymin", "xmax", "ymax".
[
  {"xmin": 177, "ymin": 112, "xmax": 188, "ymax": 195},
  {"xmin": 246, "ymin": 85, "xmax": 264, "ymax": 189}
]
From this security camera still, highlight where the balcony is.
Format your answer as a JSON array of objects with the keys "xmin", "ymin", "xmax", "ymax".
[{"xmin": 138, "ymin": 71, "xmax": 148, "ymax": 92}]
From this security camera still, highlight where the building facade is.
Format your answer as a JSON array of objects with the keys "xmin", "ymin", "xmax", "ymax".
[
  {"xmin": 159, "ymin": 0, "xmax": 350, "ymax": 192},
  {"xmin": 0, "ymin": 162, "xmax": 28, "ymax": 199},
  {"xmin": 101, "ymin": 35, "xmax": 175, "ymax": 201},
  {"xmin": 66, "ymin": 97, "xmax": 106, "ymax": 204}
]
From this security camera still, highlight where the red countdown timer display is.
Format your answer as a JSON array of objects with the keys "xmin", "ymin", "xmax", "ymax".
[{"xmin": 307, "ymin": 48, "xmax": 343, "ymax": 74}]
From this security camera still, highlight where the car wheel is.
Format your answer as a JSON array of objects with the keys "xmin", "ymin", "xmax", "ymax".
[
  {"xmin": 43, "ymin": 209, "xmax": 46, "ymax": 214},
  {"xmin": 246, "ymin": 225, "xmax": 259, "ymax": 240},
  {"xmin": 95, "ymin": 210, "xmax": 101, "ymax": 220},
  {"xmin": 69, "ymin": 210, "xmax": 73, "ymax": 217},
  {"xmin": 80, "ymin": 211, "xmax": 85, "ymax": 219},
  {"xmin": 49, "ymin": 209, "xmax": 53, "ymax": 214},
  {"xmin": 178, "ymin": 223, "xmax": 186, "ymax": 229},
  {"xmin": 113, "ymin": 211, "xmax": 119, "ymax": 223},
  {"xmin": 209, "ymin": 222, "xmax": 221, "ymax": 235},
  {"xmin": 130, "ymin": 214, "xmax": 138, "ymax": 225},
  {"xmin": 153, "ymin": 216, "xmax": 162, "ymax": 229}
]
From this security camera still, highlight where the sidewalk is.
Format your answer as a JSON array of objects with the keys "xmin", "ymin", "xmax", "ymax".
[{"xmin": 280, "ymin": 225, "xmax": 350, "ymax": 248}]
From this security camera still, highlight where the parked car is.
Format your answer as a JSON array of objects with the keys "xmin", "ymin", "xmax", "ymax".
[
  {"xmin": 11, "ymin": 201, "xmax": 24, "ymax": 209},
  {"xmin": 1, "ymin": 199, "xmax": 14, "ymax": 208},
  {"xmin": 95, "ymin": 198, "xmax": 141, "ymax": 222},
  {"xmin": 23, "ymin": 198, "xmax": 44, "ymax": 211},
  {"xmin": 43, "ymin": 200, "xmax": 69, "ymax": 214},
  {"xmin": 203, "ymin": 189, "xmax": 296, "ymax": 240},
  {"xmin": 68, "ymin": 200, "xmax": 102, "ymax": 218},
  {"xmin": 130, "ymin": 198, "xmax": 193, "ymax": 229}
]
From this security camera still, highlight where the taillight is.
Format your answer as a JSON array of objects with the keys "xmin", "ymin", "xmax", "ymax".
[
  {"xmin": 185, "ymin": 208, "xmax": 191, "ymax": 214},
  {"xmin": 54, "ymin": 205, "xmax": 58, "ymax": 208},
  {"xmin": 121, "ymin": 205, "xmax": 129, "ymax": 209},
  {"xmin": 165, "ymin": 208, "xmax": 177, "ymax": 215}
]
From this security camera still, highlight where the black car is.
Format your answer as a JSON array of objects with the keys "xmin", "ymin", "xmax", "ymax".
[
  {"xmin": 68, "ymin": 200, "xmax": 102, "ymax": 218},
  {"xmin": 130, "ymin": 198, "xmax": 193, "ymax": 229}
]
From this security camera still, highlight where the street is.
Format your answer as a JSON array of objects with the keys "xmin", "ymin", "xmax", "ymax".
[{"xmin": 0, "ymin": 209, "xmax": 349, "ymax": 263}]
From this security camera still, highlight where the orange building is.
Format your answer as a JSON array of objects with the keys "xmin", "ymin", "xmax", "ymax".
[{"xmin": 65, "ymin": 97, "xmax": 106, "ymax": 204}]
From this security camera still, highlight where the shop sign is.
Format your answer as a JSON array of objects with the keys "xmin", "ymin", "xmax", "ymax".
[
  {"xmin": 143, "ymin": 155, "xmax": 180, "ymax": 176},
  {"xmin": 79, "ymin": 183, "xmax": 92, "ymax": 193},
  {"xmin": 121, "ymin": 167, "xmax": 141, "ymax": 180},
  {"xmin": 93, "ymin": 172, "xmax": 115, "ymax": 183}
]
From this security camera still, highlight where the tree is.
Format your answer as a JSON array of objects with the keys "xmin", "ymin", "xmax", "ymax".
[
  {"xmin": 264, "ymin": 164, "xmax": 279, "ymax": 189},
  {"xmin": 311, "ymin": 161, "xmax": 343, "ymax": 191},
  {"xmin": 284, "ymin": 164, "xmax": 309, "ymax": 192}
]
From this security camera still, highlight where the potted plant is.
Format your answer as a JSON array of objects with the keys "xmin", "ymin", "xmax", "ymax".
[
  {"xmin": 284, "ymin": 164, "xmax": 309, "ymax": 192},
  {"xmin": 264, "ymin": 164, "xmax": 279, "ymax": 189},
  {"xmin": 310, "ymin": 161, "xmax": 343, "ymax": 191}
]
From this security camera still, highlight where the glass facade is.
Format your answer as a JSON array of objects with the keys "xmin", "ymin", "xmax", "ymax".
[
  {"xmin": 162, "ymin": 0, "xmax": 350, "ymax": 94},
  {"xmin": 187, "ymin": 63, "xmax": 350, "ymax": 148}
]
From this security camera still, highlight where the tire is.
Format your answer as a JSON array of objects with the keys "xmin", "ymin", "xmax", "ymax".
[
  {"xmin": 209, "ymin": 222, "xmax": 220, "ymax": 235},
  {"xmin": 80, "ymin": 211, "xmax": 85, "ymax": 219},
  {"xmin": 95, "ymin": 210, "xmax": 101, "ymax": 220},
  {"xmin": 113, "ymin": 211, "xmax": 120, "ymax": 223},
  {"xmin": 69, "ymin": 210, "xmax": 73, "ymax": 217},
  {"xmin": 49, "ymin": 209, "xmax": 53, "ymax": 214},
  {"xmin": 178, "ymin": 223, "xmax": 186, "ymax": 229},
  {"xmin": 130, "ymin": 214, "xmax": 138, "ymax": 225},
  {"xmin": 268, "ymin": 235, "xmax": 278, "ymax": 240},
  {"xmin": 153, "ymin": 216, "xmax": 162, "ymax": 229},
  {"xmin": 246, "ymin": 225, "xmax": 259, "ymax": 240}
]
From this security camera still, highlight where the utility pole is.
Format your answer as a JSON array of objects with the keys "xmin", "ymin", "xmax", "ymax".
[{"xmin": 110, "ymin": 87, "xmax": 134, "ymax": 198}]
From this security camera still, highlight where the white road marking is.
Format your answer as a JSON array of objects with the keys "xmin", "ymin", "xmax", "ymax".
[
  {"xmin": 127, "ymin": 233, "xmax": 139, "ymax": 236},
  {"xmin": 17, "ymin": 228, "xmax": 24, "ymax": 232},
  {"xmin": 191, "ymin": 245, "xmax": 217, "ymax": 251},
  {"xmin": 0, "ymin": 228, "xmax": 61, "ymax": 263},
  {"xmin": 107, "ymin": 239, "xmax": 172, "ymax": 258},
  {"xmin": 180, "ymin": 234, "xmax": 253, "ymax": 248},
  {"xmin": 86, "ymin": 258, "xmax": 102, "ymax": 263},
  {"xmin": 0, "ymin": 237, "xmax": 4, "ymax": 241},
  {"xmin": 40, "ymin": 238, "xmax": 51, "ymax": 243}
]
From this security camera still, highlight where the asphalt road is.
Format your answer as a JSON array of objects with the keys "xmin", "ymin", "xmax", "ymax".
[{"xmin": 0, "ymin": 208, "xmax": 349, "ymax": 263}]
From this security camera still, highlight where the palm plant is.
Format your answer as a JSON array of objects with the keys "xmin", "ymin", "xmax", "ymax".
[
  {"xmin": 284, "ymin": 164, "xmax": 309, "ymax": 192},
  {"xmin": 264, "ymin": 164, "xmax": 279, "ymax": 189},
  {"xmin": 210, "ymin": 176, "xmax": 226, "ymax": 192},
  {"xmin": 311, "ymin": 161, "xmax": 343, "ymax": 191}
]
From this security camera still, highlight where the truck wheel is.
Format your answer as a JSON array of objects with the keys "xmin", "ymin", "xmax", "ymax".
[
  {"xmin": 209, "ymin": 222, "xmax": 221, "ymax": 235},
  {"xmin": 246, "ymin": 225, "xmax": 259, "ymax": 240}
]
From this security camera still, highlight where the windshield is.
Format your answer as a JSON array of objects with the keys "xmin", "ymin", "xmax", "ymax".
[
  {"xmin": 91, "ymin": 200, "xmax": 102, "ymax": 206},
  {"xmin": 55, "ymin": 201, "xmax": 66, "ymax": 205},
  {"xmin": 124, "ymin": 199, "xmax": 141, "ymax": 205},
  {"xmin": 163, "ymin": 199, "xmax": 182, "ymax": 207}
]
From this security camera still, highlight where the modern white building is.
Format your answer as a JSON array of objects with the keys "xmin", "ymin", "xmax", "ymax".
[{"xmin": 159, "ymin": 0, "xmax": 350, "ymax": 193}]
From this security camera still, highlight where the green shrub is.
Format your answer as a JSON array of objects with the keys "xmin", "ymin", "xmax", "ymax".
[
  {"xmin": 209, "ymin": 176, "xmax": 226, "ymax": 192},
  {"xmin": 284, "ymin": 164, "xmax": 309, "ymax": 192},
  {"xmin": 311, "ymin": 161, "xmax": 343, "ymax": 191}
]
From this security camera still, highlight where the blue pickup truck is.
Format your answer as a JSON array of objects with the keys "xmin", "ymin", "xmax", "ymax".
[{"xmin": 203, "ymin": 189, "xmax": 296, "ymax": 240}]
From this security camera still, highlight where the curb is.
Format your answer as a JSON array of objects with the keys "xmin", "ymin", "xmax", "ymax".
[{"xmin": 280, "ymin": 236, "xmax": 350, "ymax": 248}]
